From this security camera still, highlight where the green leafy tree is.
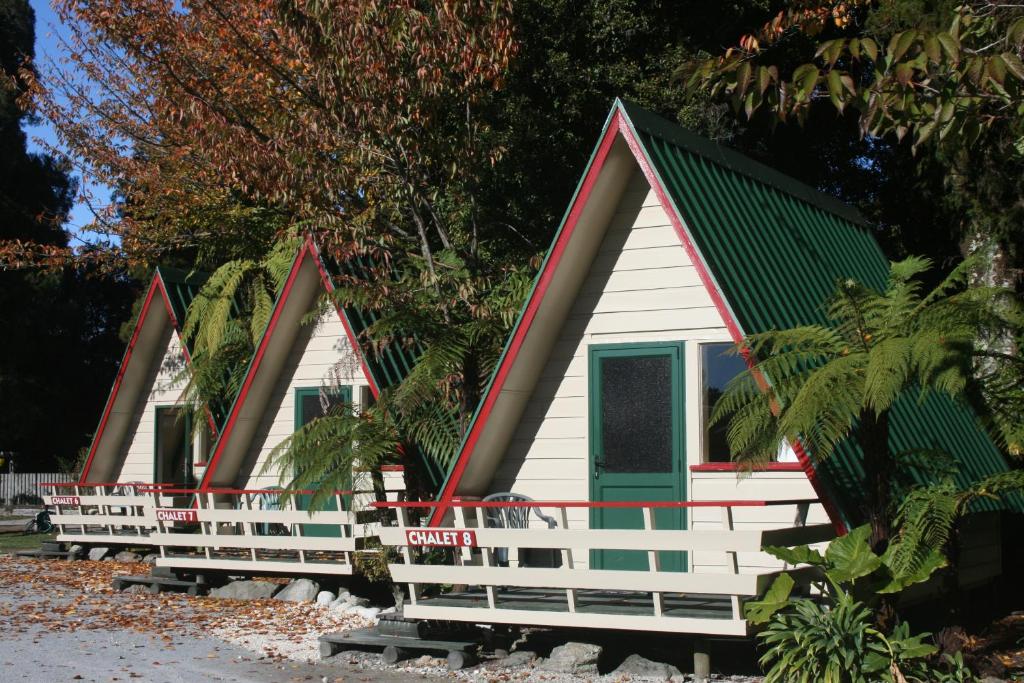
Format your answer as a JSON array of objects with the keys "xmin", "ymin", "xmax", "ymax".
[
  {"xmin": 682, "ymin": 0, "xmax": 1024, "ymax": 288},
  {"xmin": 712, "ymin": 256, "xmax": 1021, "ymax": 549}
]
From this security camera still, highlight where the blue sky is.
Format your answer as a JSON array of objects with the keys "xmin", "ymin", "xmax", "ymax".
[{"xmin": 24, "ymin": 0, "xmax": 114, "ymax": 240}]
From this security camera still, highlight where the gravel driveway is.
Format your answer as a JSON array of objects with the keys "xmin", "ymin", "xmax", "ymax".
[{"xmin": 0, "ymin": 556, "xmax": 441, "ymax": 683}]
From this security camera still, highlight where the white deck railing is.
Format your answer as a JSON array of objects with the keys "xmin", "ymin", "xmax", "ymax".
[
  {"xmin": 42, "ymin": 481, "xmax": 181, "ymax": 545},
  {"xmin": 375, "ymin": 499, "xmax": 833, "ymax": 636},
  {"xmin": 139, "ymin": 478, "xmax": 405, "ymax": 576}
]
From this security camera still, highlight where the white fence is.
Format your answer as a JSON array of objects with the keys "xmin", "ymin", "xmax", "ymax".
[
  {"xmin": 1, "ymin": 472, "xmax": 73, "ymax": 503},
  {"xmin": 376, "ymin": 499, "xmax": 833, "ymax": 636}
]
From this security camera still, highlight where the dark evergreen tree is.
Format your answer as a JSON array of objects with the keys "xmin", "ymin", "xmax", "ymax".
[{"xmin": 0, "ymin": 0, "xmax": 134, "ymax": 473}]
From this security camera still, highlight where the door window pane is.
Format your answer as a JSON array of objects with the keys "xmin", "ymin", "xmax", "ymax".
[
  {"xmin": 701, "ymin": 343, "xmax": 748, "ymax": 463},
  {"xmin": 600, "ymin": 355, "xmax": 673, "ymax": 473}
]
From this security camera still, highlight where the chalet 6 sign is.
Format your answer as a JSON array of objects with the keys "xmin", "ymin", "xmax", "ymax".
[
  {"xmin": 405, "ymin": 528, "xmax": 477, "ymax": 547},
  {"xmin": 52, "ymin": 495, "xmax": 80, "ymax": 505}
]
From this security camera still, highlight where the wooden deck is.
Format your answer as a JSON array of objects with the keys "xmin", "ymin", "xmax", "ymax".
[{"xmin": 376, "ymin": 499, "xmax": 833, "ymax": 636}]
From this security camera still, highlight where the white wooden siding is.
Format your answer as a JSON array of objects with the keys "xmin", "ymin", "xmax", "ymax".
[
  {"xmin": 241, "ymin": 309, "xmax": 371, "ymax": 489},
  {"xmin": 488, "ymin": 168, "xmax": 827, "ymax": 571},
  {"xmin": 116, "ymin": 331, "xmax": 188, "ymax": 483}
]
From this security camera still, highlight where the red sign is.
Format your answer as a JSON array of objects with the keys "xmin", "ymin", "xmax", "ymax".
[
  {"xmin": 156, "ymin": 508, "xmax": 198, "ymax": 523},
  {"xmin": 405, "ymin": 528, "xmax": 477, "ymax": 548},
  {"xmin": 52, "ymin": 495, "xmax": 80, "ymax": 506}
]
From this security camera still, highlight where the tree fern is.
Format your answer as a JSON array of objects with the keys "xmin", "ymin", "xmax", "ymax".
[
  {"xmin": 889, "ymin": 470, "xmax": 1024, "ymax": 579},
  {"xmin": 261, "ymin": 402, "xmax": 400, "ymax": 512},
  {"xmin": 175, "ymin": 237, "xmax": 299, "ymax": 440},
  {"xmin": 712, "ymin": 256, "xmax": 1023, "ymax": 548}
]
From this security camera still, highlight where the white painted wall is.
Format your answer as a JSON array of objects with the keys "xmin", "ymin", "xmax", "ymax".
[
  {"xmin": 241, "ymin": 309, "xmax": 371, "ymax": 490},
  {"xmin": 116, "ymin": 331, "xmax": 189, "ymax": 483},
  {"xmin": 487, "ymin": 168, "xmax": 829, "ymax": 571}
]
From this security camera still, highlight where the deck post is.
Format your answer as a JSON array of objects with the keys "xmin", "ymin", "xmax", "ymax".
[
  {"xmin": 201, "ymin": 492, "xmax": 213, "ymax": 561},
  {"xmin": 154, "ymin": 490, "xmax": 168, "ymax": 558},
  {"xmin": 693, "ymin": 638, "xmax": 711, "ymax": 683},
  {"xmin": 241, "ymin": 493, "xmax": 258, "ymax": 562},
  {"xmin": 453, "ymin": 506, "xmax": 474, "ymax": 564},
  {"xmin": 132, "ymin": 484, "xmax": 145, "ymax": 537},
  {"xmin": 291, "ymin": 494, "xmax": 307, "ymax": 566},
  {"xmin": 396, "ymin": 507, "xmax": 418, "ymax": 605},
  {"xmin": 481, "ymin": 546, "xmax": 498, "ymax": 609},
  {"xmin": 721, "ymin": 506, "xmax": 741, "ymax": 620},
  {"xmin": 559, "ymin": 507, "xmax": 576, "ymax": 613},
  {"xmin": 642, "ymin": 506, "xmax": 664, "ymax": 617},
  {"xmin": 103, "ymin": 485, "xmax": 115, "ymax": 537}
]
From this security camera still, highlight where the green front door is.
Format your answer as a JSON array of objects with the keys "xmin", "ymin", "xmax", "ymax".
[
  {"xmin": 295, "ymin": 386, "xmax": 352, "ymax": 538},
  {"xmin": 588, "ymin": 342, "xmax": 686, "ymax": 571}
]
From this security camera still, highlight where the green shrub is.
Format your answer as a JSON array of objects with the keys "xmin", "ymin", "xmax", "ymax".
[
  {"xmin": 758, "ymin": 590, "xmax": 936, "ymax": 683},
  {"xmin": 748, "ymin": 525, "xmax": 980, "ymax": 683}
]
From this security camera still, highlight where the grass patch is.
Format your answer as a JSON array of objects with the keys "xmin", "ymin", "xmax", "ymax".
[
  {"xmin": 0, "ymin": 515, "xmax": 31, "ymax": 521},
  {"xmin": 0, "ymin": 532, "xmax": 55, "ymax": 552}
]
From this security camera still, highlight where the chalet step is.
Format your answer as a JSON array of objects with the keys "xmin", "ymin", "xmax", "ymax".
[
  {"xmin": 150, "ymin": 566, "xmax": 178, "ymax": 579},
  {"xmin": 319, "ymin": 627, "xmax": 479, "ymax": 670},
  {"xmin": 111, "ymin": 574, "xmax": 204, "ymax": 596},
  {"xmin": 40, "ymin": 541, "xmax": 64, "ymax": 552}
]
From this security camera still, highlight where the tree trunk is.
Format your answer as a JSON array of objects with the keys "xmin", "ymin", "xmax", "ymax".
[{"xmin": 858, "ymin": 408, "xmax": 892, "ymax": 553}]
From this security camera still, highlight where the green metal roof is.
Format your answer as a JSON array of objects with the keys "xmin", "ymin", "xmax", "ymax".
[
  {"xmin": 618, "ymin": 99, "xmax": 1021, "ymax": 522},
  {"xmin": 156, "ymin": 266, "xmax": 210, "ymax": 336}
]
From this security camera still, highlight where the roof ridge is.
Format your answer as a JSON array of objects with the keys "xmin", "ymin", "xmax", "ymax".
[{"xmin": 615, "ymin": 98, "xmax": 867, "ymax": 226}]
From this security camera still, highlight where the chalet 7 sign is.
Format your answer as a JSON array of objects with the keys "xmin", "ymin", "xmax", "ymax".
[
  {"xmin": 52, "ymin": 495, "xmax": 80, "ymax": 505},
  {"xmin": 405, "ymin": 528, "xmax": 477, "ymax": 548},
  {"xmin": 155, "ymin": 509, "xmax": 198, "ymax": 523}
]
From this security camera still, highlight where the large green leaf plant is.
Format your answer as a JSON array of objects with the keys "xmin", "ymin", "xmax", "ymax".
[{"xmin": 748, "ymin": 526, "xmax": 975, "ymax": 683}]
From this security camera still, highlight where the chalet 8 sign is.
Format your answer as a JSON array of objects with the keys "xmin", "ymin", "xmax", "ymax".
[
  {"xmin": 52, "ymin": 495, "xmax": 80, "ymax": 505},
  {"xmin": 156, "ymin": 508, "xmax": 198, "ymax": 523},
  {"xmin": 405, "ymin": 528, "xmax": 477, "ymax": 547}
]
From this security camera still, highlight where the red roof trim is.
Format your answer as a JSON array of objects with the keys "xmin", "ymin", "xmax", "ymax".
[
  {"xmin": 199, "ymin": 236, "xmax": 385, "ymax": 490},
  {"xmin": 428, "ymin": 112, "xmax": 624, "ymax": 525},
  {"xmin": 308, "ymin": 238, "xmax": 381, "ymax": 400},
  {"xmin": 80, "ymin": 272, "xmax": 225, "ymax": 483},
  {"xmin": 79, "ymin": 276, "xmax": 185, "ymax": 483},
  {"xmin": 618, "ymin": 113, "xmax": 845, "ymax": 534},
  {"xmin": 429, "ymin": 104, "xmax": 845, "ymax": 534}
]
